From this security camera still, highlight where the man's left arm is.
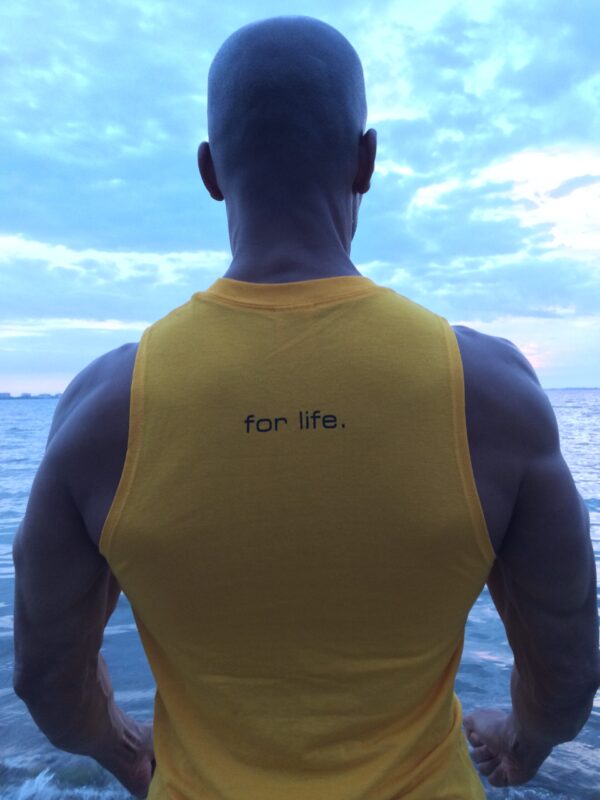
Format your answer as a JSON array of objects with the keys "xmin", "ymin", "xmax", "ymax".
[{"xmin": 12, "ymin": 405, "xmax": 153, "ymax": 798}]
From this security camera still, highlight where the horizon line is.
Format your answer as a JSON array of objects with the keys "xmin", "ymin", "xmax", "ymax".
[{"xmin": 1, "ymin": 387, "xmax": 599, "ymax": 399}]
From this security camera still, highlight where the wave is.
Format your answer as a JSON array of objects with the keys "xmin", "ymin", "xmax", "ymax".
[{"xmin": 0, "ymin": 765, "xmax": 129, "ymax": 799}]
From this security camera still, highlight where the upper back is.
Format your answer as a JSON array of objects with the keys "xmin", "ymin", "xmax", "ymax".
[
  {"xmin": 52, "ymin": 308, "xmax": 556, "ymax": 566},
  {"xmin": 54, "ymin": 304, "xmax": 550, "ymax": 558}
]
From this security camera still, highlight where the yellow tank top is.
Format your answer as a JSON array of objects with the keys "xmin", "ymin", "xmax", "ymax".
[{"xmin": 100, "ymin": 275, "xmax": 495, "ymax": 800}]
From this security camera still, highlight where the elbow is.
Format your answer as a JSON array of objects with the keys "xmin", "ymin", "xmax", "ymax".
[
  {"xmin": 12, "ymin": 644, "xmax": 45, "ymax": 702},
  {"xmin": 13, "ymin": 665, "xmax": 41, "ymax": 705},
  {"xmin": 555, "ymin": 667, "xmax": 599, "ymax": 740},
  {"xmin": 12, "ymin": 665, "xmax": 81, "ymax": 752},
  {"xmin": 578, "ymin": 651, "xmax": 600, "ymax": 699},
  {"xmin": 591, "ymin": 655, "xmax": 600, "ymax": 695},
  {"xmin": 13, "ymin": 659, "xmax": 60, "ymax": 705},
  {"xmin": 13, "ymin": 662, "xmax": 30, "ymax": 700},
  {"xmin": 548, "ymin": 662, "xmax": 600, "ymax": 709}
]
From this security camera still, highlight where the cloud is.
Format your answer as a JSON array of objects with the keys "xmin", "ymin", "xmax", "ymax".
[
  {"xmin": 361, "ymin": 0, "xmax": 600, "ymax": 185},
  {"xmin": 0, "ymin": 0, "xmax": 213, "ymax": 161},
  {"xmin": 453, "ymin": 313, "xmax": 600, "ymax": 386},
  {"xmin": 548, "ymin": 175, "xmax": 600, "ymax": 200},
  {"xmin": 1, "ymin": 0, "xmax": 599, "ymax": 388},
  {"xmin": 409, "ymin": 179, "xmax": 464, "ymax": 210},
  {"xmin": 497, "ymin": 0, "xmax": 600, "ymax": 103},
  {"xmin": 0, "ymin": 318, "xmax": 149, "ymax": 340},
  {"xmin": 476, "ymin": 149, "xmax": 600, "ymax": 259},
  {"xmin": 374, "ymin": 160, "xmax": 416, "ymax": 178},
  {"xmin": 379, "ymin": 146, "xmax": 600, "ymax": 274},
  {"xmin": 0, "ymin": 234, "xmax": 230, "ymax": 285}
]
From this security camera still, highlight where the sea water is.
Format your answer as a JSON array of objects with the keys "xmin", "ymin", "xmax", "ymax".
[{"xmin": 0, "ymin": 391, "xmax": 598, "ymax": 799}]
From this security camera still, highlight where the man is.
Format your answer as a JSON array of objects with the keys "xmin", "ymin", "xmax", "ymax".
[{"xmin": 13, "ymin": 15, "xmax": 599, "ymax": 800}]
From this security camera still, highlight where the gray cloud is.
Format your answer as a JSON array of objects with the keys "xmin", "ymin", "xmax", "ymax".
[{"xmin": 548, "ymin": 175, "xmax": 600, "ymax": 199}]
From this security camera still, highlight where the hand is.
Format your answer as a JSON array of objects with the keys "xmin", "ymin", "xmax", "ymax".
[
  {"xmin": 463, "ymin": 708, "xmax": 552, "ymax": 788},
  {"xmin": 116, "ymin": 720, "xmax": 155, "ymax": 799},
  {"xmin": 95, "ymin": 713, "xmax": 155, "ymax": 799}
]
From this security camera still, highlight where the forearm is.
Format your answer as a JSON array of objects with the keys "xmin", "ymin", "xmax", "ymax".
[
  {"xmin": 16, "ymin": 652, "xmax": 134, "ymax": 764},
  {"xmin": 493, "ymin": 538, "xmax": 600, "ymax": 747},
  {"xmin": 510, "ymin": 659, "xmax": 600, "ymax": 747}
]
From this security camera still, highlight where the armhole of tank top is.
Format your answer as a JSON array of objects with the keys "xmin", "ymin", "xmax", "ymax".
[
  {"xmin": 98, "ymin": 329, "xmax": 149, "ymax": 560},
  {"xmin": 441, "ymin": 319, "xmax": 496, "ymax": 567}
]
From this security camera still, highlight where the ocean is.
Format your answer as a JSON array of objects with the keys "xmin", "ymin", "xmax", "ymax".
[{"xmin": 0, "ymin": 391, "xmax": 598, "ymax": 799}]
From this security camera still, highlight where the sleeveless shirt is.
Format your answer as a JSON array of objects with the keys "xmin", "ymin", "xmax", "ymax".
[{"xmin": 100, "ymin": 275, "xmax": 495, "ymax": 799}]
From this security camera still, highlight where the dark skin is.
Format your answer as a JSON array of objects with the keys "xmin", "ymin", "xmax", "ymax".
[{"xmin": 12, "ymin": 114, "xmax": 600, "ymax": 800}]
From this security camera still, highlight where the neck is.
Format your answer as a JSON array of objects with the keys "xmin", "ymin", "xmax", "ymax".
[{"xmin": 221, "ymin": 190, "xmax": 362, "ymax": 284}]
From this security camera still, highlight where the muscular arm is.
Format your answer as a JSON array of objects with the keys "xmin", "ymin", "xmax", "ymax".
[
  {"xmin": 459, "ymin": 329, "xmax": 600, "ymax": 785},
  {"xmin": 488, "ymin": 375, "xmax": 599, "ymax": 746},
  {"xmin": 12, "ymin": 344, "xmax": 152, "ymax": 797}
]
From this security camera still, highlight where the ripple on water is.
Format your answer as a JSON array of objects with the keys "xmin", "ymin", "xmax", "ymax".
[
  {"xmin": 0, "ymin": 616, "xmax": 14, "ymax": 636},
  {"xmin": 0, "ymin": 544, "xmax": 15, "ymax": 582},
  {"xmin": 103, "ymin": 624, "xmax": 138, "ymax": 636}
]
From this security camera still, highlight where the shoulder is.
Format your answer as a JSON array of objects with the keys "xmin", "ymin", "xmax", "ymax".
[
  {"xmin": 19, "ymin": 342, "xmax": 139, "ymax": 548},
  {"xmin": 452, "ymin": 325, "xmax": 558, "ymax": 460},
  {"xmin": 42, "ymin": 343, "xmax": 139, "ymax": 509},
  {"xmin": 47, "ymin": 342, "xmax": 139, "ymax": 448},
  {"xmin": 452, "ymin": 324, "xmax": 537, "ymax": 391}
]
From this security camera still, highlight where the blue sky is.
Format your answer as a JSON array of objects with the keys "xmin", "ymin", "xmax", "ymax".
[{"xmin": 1, "ymin": 0, "xmax": 599, "ymax": 392}]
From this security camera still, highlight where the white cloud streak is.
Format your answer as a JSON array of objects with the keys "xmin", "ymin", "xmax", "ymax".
[
  {"xmin": 0, "ymin": 235, "xmax": 230, "ymax": 285},
  {"xmin": 406, "ymin": 146, "xmax": 600, "ymax": 266},
  {"xmin": 476, "ymin": 149, "xmax": 600, "ymax": 257},
  {"xmin": 0, "ymin": 318, "xmax": 150, "ymax": 339}
]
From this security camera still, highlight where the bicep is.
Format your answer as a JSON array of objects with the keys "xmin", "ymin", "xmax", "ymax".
[{"xmin": 13, "ymin": 445, "xmax": 119, "ymax": 691}]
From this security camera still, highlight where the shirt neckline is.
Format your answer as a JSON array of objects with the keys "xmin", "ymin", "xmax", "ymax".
[{"xmin": 197, "ymin": 275, "xmax": 380, "ymax": 309}]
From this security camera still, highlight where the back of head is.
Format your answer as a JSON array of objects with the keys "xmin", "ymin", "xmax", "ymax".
[{"xmin": 207, "ymin": 16, "xmax": 367, "ymax": 201}]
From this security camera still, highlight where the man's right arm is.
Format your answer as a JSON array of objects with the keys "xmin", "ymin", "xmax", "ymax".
[{"xmin": 464, "ymin": 340, "xmax": 600, "ymax": 787}]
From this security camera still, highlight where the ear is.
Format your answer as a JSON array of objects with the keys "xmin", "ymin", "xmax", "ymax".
[
  {"xmin": 352, "ymin": 129, "xmax": 377, "ymax": 195},
  {"xmin": 198, "ymin": 142, "xmax": 224, "ymax": 201}
]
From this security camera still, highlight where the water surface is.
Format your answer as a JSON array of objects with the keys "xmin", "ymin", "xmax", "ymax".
[{"xmin": 0, "ymin": 392, "xmax": 598, "ymax": 798}]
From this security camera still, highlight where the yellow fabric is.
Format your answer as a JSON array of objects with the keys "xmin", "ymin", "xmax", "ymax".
[{"xmin": 100, "ymin": 275, "xmax": 496, "ymax": 800}]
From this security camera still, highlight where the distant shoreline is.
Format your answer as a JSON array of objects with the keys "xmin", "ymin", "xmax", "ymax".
[
  {"xmin": 1, "ymin": 389, "xmax": 599, "ymax": 399},
  {"xmin": 0, "ymin": 394, "xmax": 63, "ymax": 400}
]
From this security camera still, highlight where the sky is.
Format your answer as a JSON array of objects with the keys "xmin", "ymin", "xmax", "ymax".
[{"xmin": 1, "ymin": 0, "xmax": 599, "ymax": 392}]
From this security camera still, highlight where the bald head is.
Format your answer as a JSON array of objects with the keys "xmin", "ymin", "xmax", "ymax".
[{"xmin": 206, "ymin": 16, "xmax": 368, "ymax": 200}]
